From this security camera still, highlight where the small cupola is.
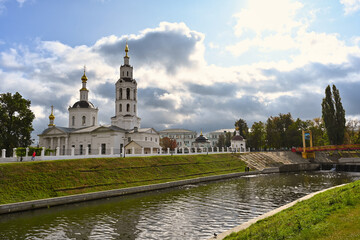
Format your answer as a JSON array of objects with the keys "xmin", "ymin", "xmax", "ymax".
[{"xmin": 48, "ymin": 105, "xmax": 55, "ymax": 127}]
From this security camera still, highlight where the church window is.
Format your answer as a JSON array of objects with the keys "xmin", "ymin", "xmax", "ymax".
[
  {"xmin": 145, "ymin": 137, "xmax": 147, "ymax": 141},
  {"xmin": 134, "ymin": 104, "xmax": 136, "ymax": 114},
  {"xmin": 127, "ymin": 71, "xmax": 129, "ymax": 76},
  {"xmin": 88, "ymin": 144, "xmax": 91, "ymax": 154},
  {"xmin": 72, "ymin": 116, "xmax": 75, "ymax": 126},
  {"xmin": 80, "ymin": 145, "xmax": 83, "ymax": 155},
  {"xmin": 127, "ymin": 104, "xmax": 130, "ymax": 112},
  {"xmin": 134, "ymin": 89, "xmax": 136, "ymax": 100},
  {"xmin": 101, "ymin": 144, "xmax": 106, "ymax": 154},
  {"xmin": 119, "ymin": 88, "xmax": 122, "ymax": 99},
  {"xmin": 122, "ymin": 71, "xmax": 124, "ymax": 76},
  {"xmin": 119, "ymin": 104, "xmax": 122, "ymax": 112},
  {"xmin": 126, "ymin": 88, "xmax": 130, "ymax": 99},
  {"xmin": 82, "ymin": 116, "xmax": 86, "ymax": 125},
  {"xmin": 93, "ymin": 117, "xmax": 95, "ymax": 125}
]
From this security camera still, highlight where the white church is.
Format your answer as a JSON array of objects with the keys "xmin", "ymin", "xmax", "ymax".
[{"xmin": 38, "ymin": 43, "xmax": 161, "ymax": 155}]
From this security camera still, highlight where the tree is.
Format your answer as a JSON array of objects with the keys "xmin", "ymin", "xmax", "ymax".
[
  {"xmin": 321, "ymin": 84, "xmax": 346, "ymax": 145},
  {"xmin": 265, "ymin": 113, "xmax": 304, "ymax": 149},
  {"xmin": 235, "ymin": 118, "xmax": 249, "ymax": 138},
  {"xmin": 333, "ymin": 85, "xmax": 346, "ymax": 144},
  {"xmin": 0, "ymin": 92, "xmax": 35, "ymax": 156},
  {"xmin": 309, "ymin": 118, "xmax": 329, "ymax": 146},
  {"xmin": 225, "ymin": 132, "xmax": 232, "ymax": 147},
  {"xmin": 215, "ymin": 134, "xmax": 226, "ymax": 148},
  {"xmin": 160, "ymin": 137, "xmax": 177, "ymax": 150},
  {"xmin": 247, "ymin": 121, "xmax": 265, "ymax": 150},
  {"xmin": 345, "ymin": 119, "xmax": 360, "ymax": 144}
]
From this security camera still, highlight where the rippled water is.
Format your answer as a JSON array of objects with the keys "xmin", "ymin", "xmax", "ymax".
[{"xmin": 1, "ymin": 171, "xmax": 360, "ymax": 240}]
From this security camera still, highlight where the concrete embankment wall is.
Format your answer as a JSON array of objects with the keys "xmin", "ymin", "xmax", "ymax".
[{"xmin": 279, "ymin": 163, "xmax": 320, "ymax": 172}]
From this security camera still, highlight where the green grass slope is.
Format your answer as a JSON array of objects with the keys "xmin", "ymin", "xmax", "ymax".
[
  {"xmin": 225, "ymin": 179, "xmax": 360, "ymax": 240},
  {"xmin": 0, "ymin": 154, "xmax": 248, "ymax": 204}
]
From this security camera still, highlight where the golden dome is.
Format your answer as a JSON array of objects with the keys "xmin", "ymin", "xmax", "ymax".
[
  {"xmin": 81, "ymin": 65, "xmax": 88, "ymax": 82},
  {"xmin": 81, "ymin": 74, "xmax": 87, "ymax": 82},
  {"xmin": 48, "ymin": 105, "xmax": 55, "ymax": 126},
  {"xmin": 125, "ymin": 41, "xmax": 129, "ymax": 57}
]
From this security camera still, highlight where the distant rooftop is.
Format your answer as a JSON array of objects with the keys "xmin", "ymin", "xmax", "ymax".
[
  {"xmin": 159, "ymin": 128, "xmax": 196, "ymax": 133},
  {"xmin": 208, "ymin": 128, "xmax": 234, "ymax": 133}
]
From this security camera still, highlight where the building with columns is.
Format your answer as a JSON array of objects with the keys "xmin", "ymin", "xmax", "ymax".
[{"xmin": 38, "ymin": 43, "xmax": 160, "ymax": 155}]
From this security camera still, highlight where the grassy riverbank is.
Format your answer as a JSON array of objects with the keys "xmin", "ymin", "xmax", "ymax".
[
  {"xmin": 0, "ymin": 154, "xmax": 248, "ymax": 204},
  {"xmin": 224, "ymin": 179, "xmax": 360, "ymax": 240}
]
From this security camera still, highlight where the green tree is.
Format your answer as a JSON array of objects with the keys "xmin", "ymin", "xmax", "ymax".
[
  {"xmin": 309, "ymin": 117, "xmax": 329, "ymax": 146},
  {"xmin": 247, "ymin": 121, "xmax": 265, "ymax": 150},
  {"xmin": 321, "ymin": 84, "xmax": 346, "ymax": 145},
  {"xmin": 333, "ymin": 85, "xmax": 346, "ymax": 144},
  {"xmin": 265, "ymin": 113, "xmax": 304, "ymax": 149},
  {"xmin": 225, "ymin": 132, "xmax": 232, "ymax": 147},
  {"xmin": 345, "ymin": 119, "xmax": 360, "ymax": 144},
  {"xmin": 235, "ymin": 118, "xmax": 249, "ymax": 138},
  {"xmin": 0, "ymin": 92, "xmax": 35, "ymax": 156},
  {"xmin": 215, "ymin": 134, "xmax": 226, "ymax": 148}
]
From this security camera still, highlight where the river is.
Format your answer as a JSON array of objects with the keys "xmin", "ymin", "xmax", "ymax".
[{"xmin": 1, "ymin": 171, "xmax": 359, "ymax": 240}]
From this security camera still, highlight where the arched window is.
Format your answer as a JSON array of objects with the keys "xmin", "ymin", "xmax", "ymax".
[
  {"xmin": 93, "ymin": 117, "xmax": 95, "ymax": 125},
  {"xmin": 119, "ymin": 104, "xmax": 122, "ymax": 112},
  {"xmin": 134, "ymin": 89, "xmax": 136, "ymax": 100},
  {"xmin": 127, "ymin": 104, "xmax": 130, "ymax": 112},
  {"xmin": 72, "ymin": 116, "xmax": 75, "ymax": 126},
  {"xmin": 82, "ymin": 116, "xmax": 86, "ymax": 125},
  {"xmin": 119, "ymin": 88, "xmax": 122, "ymax": 99},
  {"xmin": 126, "ymin": 88, "xmax": 130, "ymax": 100}
]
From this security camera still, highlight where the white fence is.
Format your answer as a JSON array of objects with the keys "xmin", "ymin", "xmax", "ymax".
[{"xmin": 0, "ymin": 146, "xmax": 250, "ymax": 163}]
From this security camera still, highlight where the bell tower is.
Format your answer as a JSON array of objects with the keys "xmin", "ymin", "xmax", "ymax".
[{"xmin": 111, "ymin": 42, "xmax": 141, "ymax": 130}]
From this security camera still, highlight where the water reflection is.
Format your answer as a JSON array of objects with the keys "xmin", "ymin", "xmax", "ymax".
[{"xmin": 0, "ymin": 172, "xmax": 359, "ymax": 240}]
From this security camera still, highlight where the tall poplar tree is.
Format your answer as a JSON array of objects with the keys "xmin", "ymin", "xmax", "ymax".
[{"xmin": 321, "ymin": 84, "xmax": 346, "ymax": 145}]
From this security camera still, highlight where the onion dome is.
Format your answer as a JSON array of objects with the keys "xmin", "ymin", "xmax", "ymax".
[
  {"xmin": 125, "ymin": 41, "xmax": 129, "ymax": 57},
  {"xmin": 81, "ymin": 66, "xmax": 88, "ymax": 82},
  {"xmin": 48, "ymin": 105, "xmax": 55, "ymax": 126}
]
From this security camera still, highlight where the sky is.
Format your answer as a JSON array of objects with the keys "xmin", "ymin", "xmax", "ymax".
[{"xmin": 1, "ymin": 0, "xmax": 360, "ymax": 142}]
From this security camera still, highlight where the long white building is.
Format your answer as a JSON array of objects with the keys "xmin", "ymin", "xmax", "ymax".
[{"xmin": 38, "ymin": 43, "xmax": 160, "ymax": 155}]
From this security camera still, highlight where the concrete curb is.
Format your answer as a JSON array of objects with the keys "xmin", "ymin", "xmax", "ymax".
[
  {"xmin": 209, "ymin": 183, "xmax": 347, "ymax": 240},
  {"xmin": 0, "ymin": 169, "xmax": 282, "ymax": 215}
]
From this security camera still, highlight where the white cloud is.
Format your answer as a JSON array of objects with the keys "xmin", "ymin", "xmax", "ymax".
[
  {"xmin": 0, "ymin": 21, "xmax": 360, "ymax": 139},
  {"xmin": 233, "ymin": 0, "xmax": 303, "ymax": 37},
  {"xmin": 340, "ymin": 0, "xmax": 360, "ymax": 15},
  {"xmin": 228, "ymin": 0, "xmax": 360, "ymax": 69},
  {"xmin": 17, "ymin": 0, "xmax": 27, "ymax": 7}
]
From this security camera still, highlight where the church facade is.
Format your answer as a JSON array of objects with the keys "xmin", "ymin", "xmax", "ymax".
[{"xmin": 38, "ymin": 43, "xmax": 160, "ymax": 155}]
